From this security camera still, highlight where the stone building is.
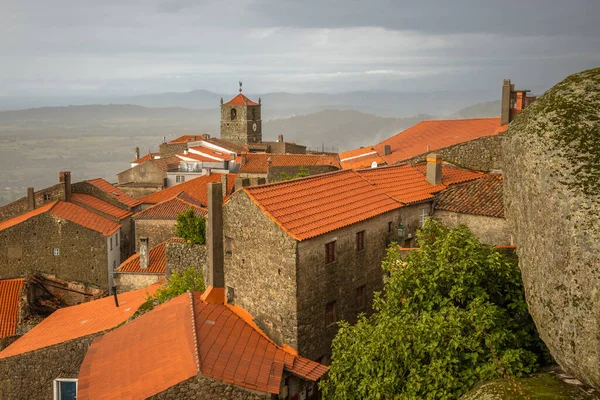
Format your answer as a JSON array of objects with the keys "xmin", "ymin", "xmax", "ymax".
[
  {"xmin": 220, "ymin": 92, "xmax": 262, "ymax": 146},
  {"xmin": 432, "ymin": 172, "xmax": 512, "ymax": 246},
  {"xmin": 116, "ymin": 156, "xmax": 180, "ymax": 198},
  {"xmin": 0, "ymin": 284, "xmax": 158, "ymax": 399},
  {"xmin": 223, "ymin": 162, "xmax": 482, "ymax": 362},
  {"xmin": 0, "ymin": 200, "xmax": 122, "ymax": 291},
  {"xmin": 237, "ymin": 152, "xmax": 341, "ymax": 183}
]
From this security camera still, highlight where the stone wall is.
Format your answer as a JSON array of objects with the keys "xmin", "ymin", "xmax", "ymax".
[
  {"xmin": 165, "ymin": 242, "xmax": 208, "ymax": 279},
  {"xmin": 402, "ymin": 134, "xmax": 504, "ymax": 172},
  {"xmin": 117, "ymin": 162, "xmax": 167, "ymax": 185},
  {"xmin": 223, "ymin": 191, "xmax": 298, "ymax": 349},
  {"xmin": 117, "ymin": 184, "xmax": 163, "ymax": 199},
  {"xmin": 135, "ymin": 219, "xmax": 177, "ymax": 251},
  {"xmin": 114, "ymin": 272, "xmax": 163, "ymax": 292},
  {"xmin": 160, "ymin": 142, "xmax": 188, "ymax": 158},
  {"xmin": 151, "ymin": 374, "xmax": 271, "ymax": 400},
  {"xmin": 266, "ymin": 165, "xmax": 340, "ymax": 183},
  {"xmin": 220, "ymin": 103, "xmax": 262, "ymax": 146},
  {"xmin": 296, "ymin": 208, "xmax": 402, "ymax": 361},
  {"xmin": 0, "ymin": 333, "xmax": 102, "ymax": 399},
  {"xmin": 0, "ymin": 213, "xmax": 110, "ymax": 289},
  {"xmin": 71, "ymin": 181, "xmax": 134, "ymax": 211},
  {"xmin": 0, "ymin": 183, "xmax": 65, "ymax": 223},
  {"xmin": 432, "ymin": 211, "xmax": 512, "ymax": 246}
]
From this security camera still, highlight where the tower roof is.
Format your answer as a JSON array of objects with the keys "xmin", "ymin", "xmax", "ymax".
[{"xmin": 224, "ymin": 93, "xmax": 259, "ymax": 106}]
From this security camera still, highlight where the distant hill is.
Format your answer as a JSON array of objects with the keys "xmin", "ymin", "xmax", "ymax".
[{"xmin": 451, "ymin": 100, "xmax": 501, "ymax": 119}]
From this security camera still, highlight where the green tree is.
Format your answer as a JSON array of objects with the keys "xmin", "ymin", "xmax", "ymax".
[
  {"xmin": 175, "ymin": 207, "xmax": 206, "ymax": 245},
  {"xmin": 320, "ymin": 219, "xmax": 550, "ymax": 399},
  {"xmin": 279, "ymin": 166, "xmax": 310, "ymax": 181}
]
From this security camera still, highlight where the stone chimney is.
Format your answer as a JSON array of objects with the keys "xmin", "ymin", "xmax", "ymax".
[
  {"xmin": 59, "ymin": 171, "xmax": 72, "ymax": 202},
  {"xmin": 501, "ymin": 79, "xmax": 512, "ymax": 126},
  {"xmin": 201, "ymin": 182, "xmax": 225, "ymax": 304},
  {"xmin": 234, "ymin": 177, "xmax": 250, "ymax": 192},
  {"xmin": 139, "ymin": 237, "xmax": 149, "ymax": 270},
  {"xmin": 27, "ymin": 187, "xmax": 35, "ymax": 211},
  {"xmin": 426, "ymin": 153, "xmax": 443, "ymax": 186},
  {"xmin": 221, "ymin": 174, "xmax": 229, "ymax": 197},
  {"xmin": 383, "ymin": 145, "xmax": 391, "ymax": 156},
  {"xmin": 134, "ymin": 147, "xmax": 140, "ymax": 161},
  {"xmin": 278, "ymin": 134, "xmax": 284, "ymax": 143}
]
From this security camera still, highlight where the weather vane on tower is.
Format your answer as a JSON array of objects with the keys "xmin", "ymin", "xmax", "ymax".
[{"xmin": 239, "ymin": 81, "xmax": 243, "ymax": 93}]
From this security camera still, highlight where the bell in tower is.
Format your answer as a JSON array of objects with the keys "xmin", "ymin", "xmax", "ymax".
[{"xmin": 220, "ymin": 82, "xmax": 262, "ymax": 146}]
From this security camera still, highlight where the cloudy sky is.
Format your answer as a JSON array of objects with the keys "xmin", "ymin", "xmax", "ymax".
[{"xmin": 1, "ymin": 0, "xmax": 599, "ymax": 97}]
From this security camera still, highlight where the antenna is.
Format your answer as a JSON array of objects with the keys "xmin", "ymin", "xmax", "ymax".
[{"xmin": 239, "ymin": 81, "xmax": 243, "ymax": 93}]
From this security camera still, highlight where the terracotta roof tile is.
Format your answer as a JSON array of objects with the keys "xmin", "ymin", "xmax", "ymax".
[
  {"xmin": 0, "ymin": 278, "xmax": 25, "ymax": 338},
  {"xmin": 133, "ymin": 193, "xmax": 207, "ymax": 220},
  {"xmin": 339, "ymin": 147, "xmax": 386, "ymax": 170},
  {"xmin": 131, "ymin": 152, "xmax": 159, "ymax": 164},
  {"xmin": 86, "ymin": 178, "xmax": 141, "ymax": 207},
  {"xmin": 412, "ymin": 163, "xmax": 484, "ymax": 186},
  {"xmin": 224, "ymin": 93, "xmax": 259, "ymax": 106},
  {"xmin": 168, "ymin": 134, "xmax": 208, "ymax": 144},
  {"xmin": 202, "ymin": 137, "xmax": 245, "ymax": 154},
  {"xmin": 0, "ymin": 201, "xmax": 56, "ymax": 232},
  {"xmin": 140, "ymin": 174, "xmax": 237, "ymax": 206},
  {"xmin": 71, "ymin": 193, "xmax": 132, "ymax": 220},
  {"xmin": 435, "ymin": 174, "xmax": 505, "ymax": 218},
  {"xmin": 150, "ymin": 156, "xmax": 181, "ymax": 172},
  {"xmin": 0, "ymin": 283, "xmax": 160, "ymax": 359},
  {"xmin": 50, "ymin": 201, "xmax": 122, "ymax": 236},
  {"xmin": 116, "ymin": 237, "xmax": 185, "ymax": 274},
  {"xmin": 239, "ymin": 153, "xmax": 341, "ymax": 174},
  {"xmin": 370, "ymin": 118, "xmax": 503, "ymax": 165},
  {"xmin": 244, "ymin": 170, "xmax": 402, "ymax": 240},
  {"xmin": 177, "ymin": 152, "xmax": 224, "ymax": 163}
]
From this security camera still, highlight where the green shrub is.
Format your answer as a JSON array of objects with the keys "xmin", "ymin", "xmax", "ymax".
[{"xmin": 175, "ymin": 207, "xmax": 206, "ymax": 245}]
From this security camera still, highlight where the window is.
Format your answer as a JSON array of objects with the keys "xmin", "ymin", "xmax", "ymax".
[
  {"xmin": 356, "ymin": 230, "xmax": 365, "ymax": 251},
  {"xmin": 420, "ymin": 208, "xmax": 428, "ymax": 227},
  {"xmin": 356, "ymin": 285, "xmax": 367, "ymax": 310},
  {"xmin": 112, "ymin": 260, "xmax": 116, "ymax": 270},
  {"xmin": 53, "ymin": 378, "xmax": 77, "ymax": 400},
  {"xmin": 325, "ymin": 241, "xmax": 336, "ymax": 264},
  {"xmin": 225, "ymin": 237, "xmax": 233, "ymax": 256},
  {"xmin": 388, "ymin": 221, "xmax": 393, "ymax": 233},
  {"xmin": 227, "ymin": 286, "xmax": 235, "ymax": 304},
  {"xmin": 326, "ymin": 301, "xmax": 337, "ymax": 325},
  {"xmin": 176, "ymin": 175, "xmax": 185, "ymax": 183},
  {"xmin": 43, "ymin": 192, "xmax": 51, "ymax": 201},
  {"xmin": 52, "ymin": 248, "xmax": 60, "ymax": 256},
  {"xmin": 116, "ymin": 232, "xmax": 119, "ymax": 246},
  {"xmin": 110, "ymin": 237, "xmax": 113, "ymax": 250},
  {"xmin": 231, "ymin": 108, "xmax": 237, "ymax": 120}
]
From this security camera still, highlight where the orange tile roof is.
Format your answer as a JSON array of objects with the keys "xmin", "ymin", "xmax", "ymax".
[
  {"xmin": 116, "ymin": 237, "xmax": 184, "ymax": 274},
  {"xmin": 189, "ymin": 145, "xmax": 233, "ymax": 160},
  {"xmin": 0, "ymin": 283, "xmax": 160, "ymax": 359},
  {"xmin": 0, "ymin": 278, "xmax": 25, "ymax": 338},
  {"xmin": 77, "ymin": 292, "xmax": 327, "ymax": 399},
  {"xmin": 133, "ymin": 193, "xmax": 207, "ymax": 220},
  {"xmin": 239, "ymin": 153, "xmax": 341, "ymax": 174},
  {"xmin": 0, "ymin": 201, "xmax": 121, "ymax": 236},
  {"xmin": 177, "ymin": 151, "xmax": 224, "ymax": 163},
  {"xmin": 140, "ymin": 174, "xmax": 237, "ymax": 206},
  {"xmin": 71, "ymin": 193, "xmax": 132, "ymax": 220},
  {"xmin": 371, "ymin": 118, "xmax": 503, "ymax": 165},
  {"xmin": 412, "ymin": 163, "xmax": 484, "ymax": 185},
  {"xmin": 339, "ymin": 147, "xmax": 387, "ymax": 170},
  {"xmin": 168, "ymin": 134, "xmax": 207, "ymax": 144},
  {"xmin": 86, "ymin": 178, "xmax": 141, "ymax": 207},
  {"xmin": 244, "ymin": 170, "xmax": 402, "ymax": 241},
  {"xmin": 435, "ymin": 174, "xmax": 504, "ymax": 218},
  {"xmin": 224, "ymin": 93, "xmax": 259, "ymax": 106},
  {"xmin": 203, "ymin": 137, "xmax": 245, "ymax": 154},
  {"xmin": 131, "ymin": 152, "xmax": 159, "ymax": 164},
  {"xmin": 150, "ymin": 156, "xmax": 181, "ymax": 172}
]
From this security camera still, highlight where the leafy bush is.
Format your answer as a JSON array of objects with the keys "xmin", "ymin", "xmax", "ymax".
[
  {"xmin": 279, "ymin": 166, "xmax": 310, "ymax": 181},
  {"xmin": 320, "ymin": 219, "xmax": 550, "ymax": 399},
  {"xmin": 175, "ymin": 207, "xmax": 206, "ymax": 245}
]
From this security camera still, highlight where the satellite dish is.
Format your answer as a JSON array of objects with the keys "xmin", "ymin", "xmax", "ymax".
[{"xmin": 371, "ymin": 161, "xmax": 378, "ymax": 169}]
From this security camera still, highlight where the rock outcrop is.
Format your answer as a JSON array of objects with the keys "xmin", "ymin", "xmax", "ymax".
[{"xmin": 503, "ymin": 67, "xmax": 600, "ymax": 388}]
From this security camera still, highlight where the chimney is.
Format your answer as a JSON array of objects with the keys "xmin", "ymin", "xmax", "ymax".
[
  {"xmin": 183, "ymin": 149, "xmax": 189, "ymax": 155},
  {"xmin": 134, "ymin": 147, "xmax": 140, "ymax": 161},
  {"xmin": 426, "ymin": 153, "xmax": 443, "ymax": 186},
  {"xmin": 278, "ymin": 134, "xmax": 284, "ymax": 143},
  {"xmin": 241, "ymin": 155, "xmax": 247, "ymax": 165},
  {"xmin": 59, "ymin": 171, "xmax": 72, "ymax": 202},
  {"xmin": 201, "ymin": 182, "xmax": 225, "ymax": 304},
  {"xmin": 221, "ymin": 174, "xmax": 229, "ymax": 197},
  {"xmin": 234, "ymin": 177, "xmax": 250, "ymax": 192},
  {"xmin": 383, "ymin": 145, "xmax": 391, "ymax": 156},
  {"xmin": 206, "ymin": 168, "xmax": 212, "ymax": 176},
  {"xmin": 139, "ymin": 237, "xmax": 149, "ymax": 270},
  {"xmin": 501, "ymin": 79, "xmax": 512, "ymax": 126},
  {"xmin": 27, "ymin": 187, "xmax": 35, "ymax": 210},
  {"xmin": 163, "ymin": 136, "xmax": 166, "ymax": 143}
]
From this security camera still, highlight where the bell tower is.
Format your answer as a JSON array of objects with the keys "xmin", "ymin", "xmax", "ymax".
[{"xmin": 220, "ymin": 82, "xmax": 262, "ymax": 146}]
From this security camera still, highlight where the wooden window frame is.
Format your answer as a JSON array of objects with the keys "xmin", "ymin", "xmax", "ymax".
[
  {"xmin": 387, "ymin": 221, "xmax": 393, "ymax": 233},
  {"xmin": 326, "ymin": 301, "xmax": 337, "ymax": 325},
  {"xmin": 325, "ymin": 241, "xmax": 336, "ymax": 264},
  {"xmin": 356, "ymin": 230, "xmax": 365, "ymax": 251}
]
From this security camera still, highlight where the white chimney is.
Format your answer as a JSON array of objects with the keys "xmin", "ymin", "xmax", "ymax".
[
  {"xmin": 139, "ymin": 237, "xmax": 149, "ymax": 270},
  {"xmin": 426, "ymin": 153, "xmax": 443, "ymax": 186}
]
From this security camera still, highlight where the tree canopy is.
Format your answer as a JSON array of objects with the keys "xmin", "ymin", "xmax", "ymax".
[
  {"xmin": 175, "ymin": 207, "xmax": 206, "ymax": 245},
  {"xmin": 320, "ymin": 219, "xmax": 550, "ymax": 399}
]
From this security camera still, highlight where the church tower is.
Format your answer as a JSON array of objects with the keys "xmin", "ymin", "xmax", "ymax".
[{"xmin": 220, "ymin": 82, "xmax": 262, "ymax": 146}]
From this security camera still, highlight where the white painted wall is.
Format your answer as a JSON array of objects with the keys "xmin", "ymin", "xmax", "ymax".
[{"xmin": 106, "ymin": 229, "xmax": 121, "ymax": 291}]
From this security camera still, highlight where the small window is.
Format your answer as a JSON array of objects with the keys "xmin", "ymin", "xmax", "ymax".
[
  {"xmin": 53, "ymin": 378, "xmax": 77, "ymax": 400},
  {"xmin": 325, "ymin": 241, "xmax": 336, "ymax": 264},
  {"xmin": 420, "ymin": 209, "xmax": 428, "ymax": 227},
  {"xmin": 356, "ymin": 285, "xmax": 367, "ymax": 310},
  {"xmin": 110, "ymin": 237, "xmax": 113, "ymax": 251},
  {"xmin": 225, "ymin": 237, "xmax": 233, "ymax": 256},
  {"xmin": 176, "ymin": 175, "xmax": 185, "ymax": 183},
  {"xmin": 52, "ymin": 248, "xmax": 60, "ymax": 257},
  {"xmin": 231, "ymin": 108, "xmax": 237, "ymax": 120},
  {"xmin": 226, "ymin": 286, "xmax": 235, "ymax": 304},
  {"xmin": 43, "ymin": 192, "xmax": 51, "ymax": 201},
  {"xmin": 116, "ymin": 232, "xmax": 119, "ymax": 246},
  {"xmin": 356, "ymin": 230, "xmax": 365, "ymax": 251},
  {"xmin": 326, "ymin": 301, "xmax": 337, "ymax": 325},
  {"xmin": 388, "ymin": 221, "xmax": 393, "ymax": 233},
  {"xmin": 112, "ymin": 260, "xmax": 116, "ymax": 270}
]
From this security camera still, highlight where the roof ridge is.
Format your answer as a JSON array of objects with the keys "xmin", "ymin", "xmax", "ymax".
[
  {"xmin": 187, "ymin": 291, "xmax": 201, "ymax": 372},
  {"xmin": 245, "ymin": 169, "xmax": 352, "ymax": 192}
]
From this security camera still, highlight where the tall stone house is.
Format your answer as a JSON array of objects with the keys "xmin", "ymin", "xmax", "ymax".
[
  {"xmin": 223, "ymin": 159, "xmax": 482, "ymax": 362},
  {"xmin": 220, "ymin": 92, "xmax": 263, "ymax": 146}
]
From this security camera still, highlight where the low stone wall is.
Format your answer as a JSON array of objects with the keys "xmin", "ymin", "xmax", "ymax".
[
  {"xmin": 402, "ymin": 134, "xmax": 504, "ymax": 172},
  {"xmin": 114, "ymin": 272, "xmax": 164, "ymax": 292},
  {"xmin": 432, "ymin": 211, "xmax": 512, "ymax": 246},
  {"xmin": 135, "ymin": 219, "xmax": 177, "ymax": 251},
  {"xmin": 118, "ymin": 185, "xmax": 163, "ymax": 199},
  {"xmin": 0, "ymin": 333, "xmax": 102, "ymax": 399},
  {"xmin": 267, "ymin": 165, "xmax": 339, "ymax": 183},
  {"xmin": 165, "ymin": 242, "xmax": 207, "ymax": 279},
  {"xmin": 152, "ymin": 375, "xmax": 271, "ymax": 400}
]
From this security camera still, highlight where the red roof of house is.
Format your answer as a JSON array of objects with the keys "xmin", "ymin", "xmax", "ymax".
[
  {"xmin": 150, "ymin": 156, "xmax": 181, "ymax": 172},
  {"xmin": 71, "ymin": 193, "xmax": 132, "ymax": 220},
  {"xmin": 203, "ymin": 137, "xmax": 246, "ymax": 154},
  {"xmin": 140, "ymin": 174, "xmax": 237, "ymax": 206},
  {"xmin": 133, "ymin": 193, "xmax": 206, "ymax": 220},
  {"xmin": 77, "ymin": 292, "xmax": 327, "ymax": 399},
  {"xmin": 131, "ymin": 152, "xmax": 159, "ymax": 164},
  {"xmin": 116, "ymin": 237, "xmax": 184, "ymax": 274},
  {"xmin": 224, "ymin": 93, "xmax": 259, "ymax": 106},
  {"xmin": 86, "ymin": 178, "xmax": 141, "ymax": 208},
  {"xmin": 0, "ymin": 201, "xmax": 121, "ymax": 236},
  {"xmin": 339, "ymin": 147, "xmax": 387, "ymax": 170},
  {"xmin": 168, "ymin": 134, "xmax": 208, "ymax": 144},
  {"xmin": 0, "ymin": 278, "xmax": 25, "ymax": 338},
  {"xmin": 434, "ymin": 173, "xmax": 504, "ymax": 218},
  {"xmin": 244, "ymin": 170, "xmax": 402, "ymax": 240},
  {"xmin": 0, "ymin": 283, "xmax": 160, "ymax": 359},
  {"xmin": 412, "ymin": 163, "xmax": 485, "ymax": 185},
  {"xmin": 370, "ymin": 118, "xmax": 503, "ymax": 165},
  {"xmin": 239, "ymin": 153, "xmax": 341, "ymax": 174}
]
